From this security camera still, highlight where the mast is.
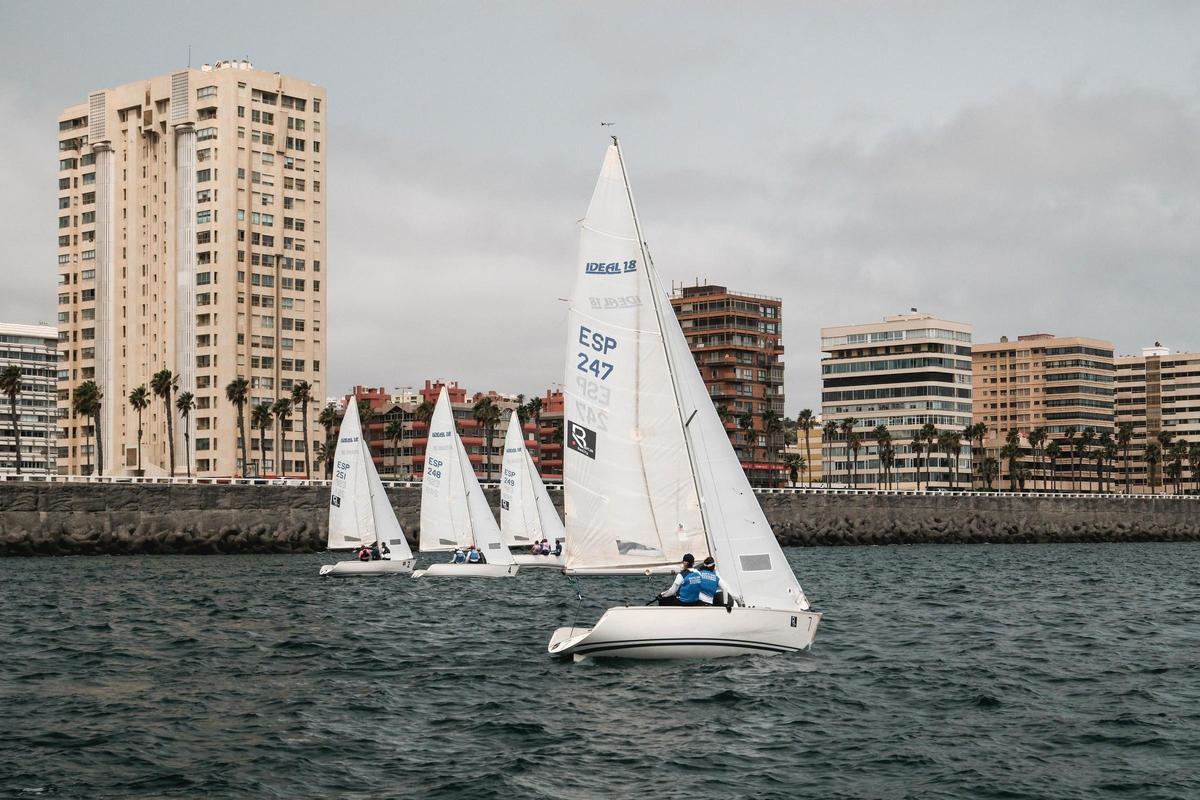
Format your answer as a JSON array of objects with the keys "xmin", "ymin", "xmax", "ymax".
[{"xmin": 610, "ymin": 137, "xmax": 715, "ymax": 557}]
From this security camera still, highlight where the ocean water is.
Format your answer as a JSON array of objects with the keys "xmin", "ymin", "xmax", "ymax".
[{"xmin": 1, "ymin": 543, "xmax": 1198, "ymax": 800}]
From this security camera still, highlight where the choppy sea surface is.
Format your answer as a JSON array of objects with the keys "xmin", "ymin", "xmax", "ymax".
[{"xmin": 1, "ymin": 543, "xmax": 1198, "ymax": 799}]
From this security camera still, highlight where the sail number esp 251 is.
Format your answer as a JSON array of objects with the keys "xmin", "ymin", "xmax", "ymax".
[{"xmin": 577, "ymin": 326, "xmax": 617, "ymax": 380}]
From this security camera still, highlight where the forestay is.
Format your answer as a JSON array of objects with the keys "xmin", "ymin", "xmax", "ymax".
[
  {"xmin": 327, "ymin": 399, "xmax": 412, "ymax": 559},
  {"xmin": 500, "ymin": 410, "xmax": 565, "ymax": 547},
  {"xmin": 562, "ymin": 145, "xmax": 708, "ymax": 572}
]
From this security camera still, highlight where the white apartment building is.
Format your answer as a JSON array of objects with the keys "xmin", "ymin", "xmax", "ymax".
[
  {"xmin": 821, "ymin": 312, "xmax": 973, "ymax": 489},
  {"xmin": 56, "ymin": 60, "xmax": 327, "ymax": 476},
  {"xmin": 0, "ymin": 323, "xmax": 59, "ymax": 475}
]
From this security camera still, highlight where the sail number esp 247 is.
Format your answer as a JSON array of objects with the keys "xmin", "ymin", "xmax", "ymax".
[{"xmin": 577, "ymin": 326, "xmax": 617, "ymax": 380}]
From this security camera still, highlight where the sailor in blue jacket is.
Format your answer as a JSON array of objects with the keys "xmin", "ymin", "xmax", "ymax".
[
  {"xmin": 657, "ymin": 553, "xmax": 703, "ymax": 606},
  {"xmin": 697, "ymin": 556, "xmax": 739, "ymax": 609}
]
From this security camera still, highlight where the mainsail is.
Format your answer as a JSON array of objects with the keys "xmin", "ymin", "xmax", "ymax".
[
  {"xmin": 419, "ymin": 386, "xmax": 514, "ymax": 564},
  {"xmin": 564, "ymin": 141, "xmax": 809, "ymax": 610},
  {"xmin": 500, "ymin": 409, "xmax": 565, "ymax": 547},
  {"xmin": 327, "ymin": 399, "xmax": 413, "ymax": 559},
  {"xmin": 562, "ymin": 145, "xmax": 708, "ymax": 572}
]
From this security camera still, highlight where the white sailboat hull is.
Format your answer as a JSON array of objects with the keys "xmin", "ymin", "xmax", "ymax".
[
  {"xmin": 513, "ymin": 553, "xmax": 565, "ymax": 568},
  {"xmin": 412, "ymin": 563, "xmax": 520, "ymax": 578},
  {"xmin": 563, "ymin": 565, "xmax": 678, "ymax": 576},
  {"xmin": 319, "ymin": 558, "xmax": 416, "ymax": 577},
  {"xmin": 548, "ymin": 605, "xmax": 821, "ymax": 661}
]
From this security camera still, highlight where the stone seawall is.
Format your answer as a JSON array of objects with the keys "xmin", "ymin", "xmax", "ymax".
[{"xmin": 2, "ymin": 482, "xmax": 1199, "ymax": 557}]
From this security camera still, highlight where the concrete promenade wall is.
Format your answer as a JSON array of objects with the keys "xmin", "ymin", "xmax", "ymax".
[{"xmin": 2, "ymin": 482, "xmax": 1199, "ymax": 557}]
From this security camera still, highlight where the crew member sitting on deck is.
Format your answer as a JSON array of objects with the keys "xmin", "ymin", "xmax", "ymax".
[
  {"xmin": 380, "ymin": 542, "xmax": 391, "ymax": 560},
  {"xmin": 657, "ymin": 554, "xmax": 702, "ymax": 606},
  {"xmin": 451, "ymin": 547, "xmax": 467, "ymax": 564},
  {"xmin": 466, "ymin": 545, "xmax": 482, "ymax": 564},
  {"xmin": 697, "ymin": 556, "xmax": 738, "ymax": 609},
  {"xmin": 552, "ymin": 539, "xmax": 563, "ymax": 556},
  {"xmin": 539, "ymin": 539, "xmax": 551, "ymax": 555},
  {"xmin": 369, "ymin": 542, "xmax": 382, "ymax": 561},
  {"xmin": 356, "ymin": 545, "xmax": 371, "ymax": 562}
]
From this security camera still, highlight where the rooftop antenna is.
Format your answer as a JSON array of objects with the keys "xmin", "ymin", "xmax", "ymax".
[{"xmin": 188, "ymin": 44, "xmax": 192, "ymax": 68}]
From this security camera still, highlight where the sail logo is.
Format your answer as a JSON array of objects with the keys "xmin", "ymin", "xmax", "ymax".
[
  {"xmin": 500, "ymin": 499, "xmax": 510, "ymax": 510},
  {"xmin": 566, "ymin": 421, "xmax": 597, "ymax": 460},
  {"xmin": 585, "ymin": 260, "xmax": 637, "ymax": 275},
  {"xmin": 430, "ymin": 431, "xmax": 451, "ymax": 438},
  {"xmin": 330, "ymin": 495, "xmax": 342, "ymax": 508},
  {"xmin": 339, "ymin": 436, "xmax": 359, "ymax": 444}
]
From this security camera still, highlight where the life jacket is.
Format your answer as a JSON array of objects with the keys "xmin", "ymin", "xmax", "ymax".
[
  {"xmin": 452, "ymin": 549, "xmax": 466, "ymax": 563},
  {"xmin": 540, "ymin": 541, "xmax": 551, "ymax": 555},
  {"xmin": 677, "ymin": 569, "xmax": 703, "ymax": 604},
  {"xmin": 697, "ymin": 568, "xmax": 720, "ymax": 602},
  {"xmin": 466, "ymin": 549, "xmax": 481, "ymax": 563},
  {"xmin": 553, "ymin": 540, "xmax": 562, "ymax": 556},
  {"xmin": 358, "ymin": 548, "xmax": 370, "ymax": 562}
]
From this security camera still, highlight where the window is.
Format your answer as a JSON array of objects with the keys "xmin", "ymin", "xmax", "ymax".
[
  {"xmin": 58, "ymin": 196, "xmax": 70, "ymax": 209},
  {"xmin": 196, "ymin": 127, "xmax": 217, "ymax": 141},
  {"xmin": 197, "ymin": 272, "xmax": 211, "ymax": 286},
  {"xmin": 81, "ymin": 192, "xmax": 95, "ymax": 205},
  {"xmin": 81, "ymin": 211, "xmax": 95, "ymax": 224},
  {"xmin": 197, "ymin": 168, "xmax": 212, "ymax": 182},
  {"xmin": 60, "ymin": 158, "xmax": 77, "ymax": 170},
  {"xmin": 197, "ymin": 189, "xmax": 212, "ymax": 203},
  {"xmin": 82, "ymin": 249, "xmax": 95, "ymax": 260},
  {"xmin": 58, "ymin": 254, "xmax": 70, "ymax": 265},
  {"xmin": 58, "ymin": 216, "xmax": 70, "ymax": 229},
  {"xmin": 197, "ymin": 210, "xmax": 212, "ymax": 224},
  {"xmin": 197, "ymin": 85, "xmax": 217, "ymax": 99}
]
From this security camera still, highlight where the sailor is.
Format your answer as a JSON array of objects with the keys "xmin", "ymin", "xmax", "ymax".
[
  {"xmin": 552, "ymin": 539, "xmax": 563, "ymax": 557},
  {"xmin": 369, "ymin": 541, "xmax": 382, "ymax": 561},
  {"xmin": 466, "ymin": 545, "xmax": 482, "ymax": 564},
  {"xmin": 539, "ymin": 539, "xmax": 551, "ymax": 556},
  {"xmin": 356, "ymin": 545, "xmax": 370, "ymax": 562},
  {"xmin": 657, "ymin": 554, "xmax": 703, "ymax": 606},
  {"xmin": 451, "ymin": 547, "xmax": 467, "ymax": 564},
  {"xmin": 697, "ymin": 556, "xmax": 737, "ymax": 609},
  {"xmin": 380, "ymin": 542, "xmax": 391, "ymax": 561}
]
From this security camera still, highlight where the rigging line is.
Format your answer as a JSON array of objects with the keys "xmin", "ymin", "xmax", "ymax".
[{"xmin": 612, "ymin": 137, "xmax": 714, "ymax": 559}]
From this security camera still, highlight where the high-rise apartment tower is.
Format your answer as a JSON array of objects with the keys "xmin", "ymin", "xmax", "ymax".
[{"xmin": 56, "ymin": 61, "xmax": 327, "ymax": 476}]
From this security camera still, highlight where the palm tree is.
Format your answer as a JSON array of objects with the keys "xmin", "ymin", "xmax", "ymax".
[
  {"xmin": 1079, "ymin": 427, "xmax": 1097, "ymax": 492},
  {"xmin": 526, "ymin": 395, "xmax": 544, "ymax": 466},
  {"xmin": 822, "ymin": 420, "xmax": 839, "ymax": 487},
  {"xmin": 225, "ymin": 377, "xmax": 250, "ymax": 477},
  {"xmin": 1188, "ymin": 441, "xmax": 1200, "ymax": 495},
  {"xmin": 150, "ymin": 369, "xmax": 177, "ymax": 475},
  {"xmin": 1144, "ymin": 442, "xmax": 1162, "ymax": 495},
  {"xmin": 872, "ymin": 424, "xmax": 891, "ymax": 489},
  {"xmin": 127, "ymin": 386, "xmax": 150, "ymax": 475},
  {"xmin": 1154, "ymin": 430, "xmax": 1174, "ymax": 490},
  {"xmin": 272, "ymin": 398, "xmax": 292, "ymax": 476},
  {"xmin": 847, "ymin": 431, "xmax": 863, "ymax": 488},
  {"xmin": 1096, "ymin": 432, "xmax": 1114, "ymax": 493},
  {"xmin": 941, "ymin": 431, "xmax": 963, "ymax": 490},
  {"xmin": 313, "ymin": 440, "xmax": 330, "ymax": 480},
  {"xmin": 919, "ymin": 423, "xmax": 938, "ymax": 488},
  {"xmin": 385, "ymin": 419, "xmax": 404, "ymax": 477},
  {"xmin": 838, "ymin": 418, "xmax": 858, "ymax": 488},
  {"xmin": 1028, "ymin": 427, "xmax": 1047, "ymax": 492},
  {"xmin": 965, "ymin": 422, "xmax": 988, "ymax": 489},
  {"xmin": 1045, "ymin": 441, "xmax": 1062, "ymax": 492},
  {"xmin": 0, "ymin": 365, "xmax": 24, "ymax": 475},
  {"xmin": 1001, "ymin": 429, "xmax": 1021, "ymax": 491},
  {"xmin": 251, "ymin": 402, "xmax": 273, "ymax": 476},
  {"xmin": 797, "ymin": 409, "xmax": 815, "ymax": 485},
  {"xmin": 358, "ymin": 400, "xmax": 377, "ymax": 462},
  {"xmin": 1169, "ymin": 440, "xmax": 1188, "ymax": 495},
  {"xmin": 880, "ymin": 441, "xmax": 897, "ymax": 490},
  {"xmin": 762, "ymin": 409, "xmax": 785, "ymax": 483},
  {"xmin": 175, "ymin": 391, "xmax": 195, "ymax": 478},
  {"xmin": 1062, "ymin": 426, "xmax": 1078, "ymax": 491},
  {"xmin": 909, "ymin": 432, "xmax": 925, "ymax": 490},
  {"xmin": 291, "ymin": 380, "xmax": 314, "ymax": 479},
  {"xmin": 981, "ymin": 456, "xmax": 999, "ymax": 490},
  {"xmin": 1116, "ymin": 422, "xmax": 1134, "ymax": 494},
  {"xmin": 72, "ymin": 381, "xmax": 103, "ymax": 476},
  {"xmin": 783, "ymin": 453, "xmax": 804, "ymax": 488},
  {"xmin": 473, "ymin": 397, "xmax": 502, "ymax": 481}
]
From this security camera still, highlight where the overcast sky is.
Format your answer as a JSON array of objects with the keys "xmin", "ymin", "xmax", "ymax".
[{"xmin": 3, "ymin": 1, "xmax": 1199, "ymax": 410}]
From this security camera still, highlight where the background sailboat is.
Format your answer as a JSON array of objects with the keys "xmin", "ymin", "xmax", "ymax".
[
  {"xmin": 413, "ymin": 386, "xmax": 517, "ymax": 578},
  {"xmin": 500, "ymin": 409, "xmax": 566, "ymax": 567},
  {"xmin": 319, "ymin": 399, "xmax": 415, "ymax": 576},
  {"xmin": 548, "ymin": 139, "xmax": 821, "ymax": 659}
]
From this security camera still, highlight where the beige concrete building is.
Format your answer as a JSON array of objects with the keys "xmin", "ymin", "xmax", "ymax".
[
  {"xmin": 821, "ymin": 312, "xmax": 973, "ymax": 489},
  {"xmin": 0, "ymin": 323, "xmax": 59, "ymax": 475},
  {"xmin": 56, "ymin": 61, "xmax": 327, "ymax": 476},
  {"xmin": 973, "ymin": 334, "xmax": 1115, "ymax": 490},
  {"xmin": 1116, "ymin": 344, "xmax": 1200, "ymax": 492}
]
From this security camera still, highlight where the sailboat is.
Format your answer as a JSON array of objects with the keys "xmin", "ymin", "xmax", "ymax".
[
  {"xmin": 412, "ymin": 386, "xmax": 518, "ymax": 578},
  {"xmin": 547, "ymin": 139, "xmax": 821, "ymax": 659},
  {"xmin": 319, "ymin": 398, "xmax": 416, "ymax": 576},
  {"xmin": 500, "ymin": 409, "xmax": 566, "ymax": 568}
]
